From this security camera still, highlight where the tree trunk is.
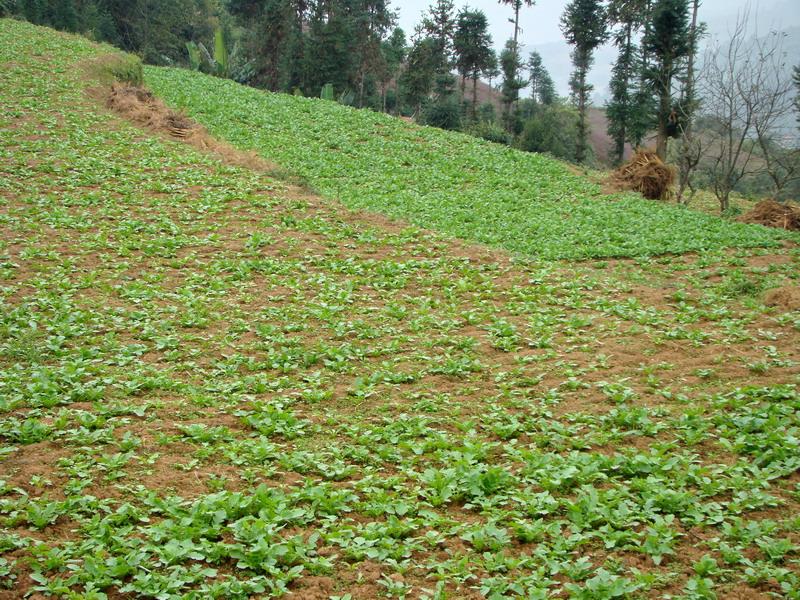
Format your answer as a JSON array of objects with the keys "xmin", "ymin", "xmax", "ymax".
[
  {"xmin": 472, "ymin": 75, "xmax": 478, "ymax": 120},
  {"xmin": 576, "ymin": 66, "xmax": 587, "ymax": 163},
  {"xmin": 676, "ymin": 0, "xmax": 700, "ymax": 203},
  {"xmin": 655, "ymin": 60, "xmax": 671, "ymax": 161}
]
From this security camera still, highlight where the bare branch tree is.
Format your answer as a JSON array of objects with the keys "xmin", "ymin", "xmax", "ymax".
[
  {"xmin": 698, "ymin": 9, "xmax": 795, "ymax": 212},
  {"xmin": 751, "ymin": 32, "xmax": 799, "ymax": 198}
]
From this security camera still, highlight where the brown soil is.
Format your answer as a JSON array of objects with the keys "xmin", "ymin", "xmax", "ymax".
[
  {"xmin": 738, "ymin": 199, "xmax": 800, "ymax": 231},
  {"xmin": 607, "ymin": 149, "xmax": 676, "ymax": 200}
]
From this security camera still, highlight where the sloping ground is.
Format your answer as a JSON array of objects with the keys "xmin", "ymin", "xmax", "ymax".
[
  {"xmin": 144, "ymin": 68, "xmax": 794, "ymax": 261},
  {"xmin": 1, "ymin": 20, "xmax": 800, "ymax": 599}
]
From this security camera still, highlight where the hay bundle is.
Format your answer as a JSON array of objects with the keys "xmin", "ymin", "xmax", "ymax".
[
  {"xmin": 738, "ymin": 200, "xmax": 800, "ymax": 231},
  {"xmin": 608, "ymin": 149, "xmax": 675, "ymax": 200},
  {"xmin": 106, "ymin": 83, "xmax": 195, "ymax": 139}
]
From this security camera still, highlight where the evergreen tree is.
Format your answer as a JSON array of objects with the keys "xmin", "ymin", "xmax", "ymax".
[
  {"xmin": 422, "ymin": 0, "xmax": 456, "ymax": 74},
  {"xmin": 230, "ymin": 0, "xmax": 295, "ymax": 90},
  {"xmin": 381, "ymin": 27, "xmax": 407, "ymax": 112},
  {"xmin": 528, "ymin": 51, "xmax": 555, "ymax": 105},
  {"xmin": 485, "ymin": 49, "xmax": 500, "ymax": 89},
  {"xmin": 605, "ymin": 0, "xmax": 649, "ymax": 164},
  {"xmin": 500, "ymin": 39, "xmax": 525, "ymax": 132},
  {"xmin": 498, "ymin": 0, "xmax": 534, "ymax": 53},
  {"xmin": 498, "ymin": 0, "xmax": 534, "ymax": 114},
  {"xmin": 643, "ymin": 0, "xmax": 691, "ymax": 160},
  {"xmin": 399, "ymin": 36, "xmax": 438, "ymax": 116},
  {"xmin": 560, "ymin": 0, "xmax": 608, "ymax": 163},
  {"xmin": 453, "ymin": 8, "xmax": 493, "ymax": 119}
]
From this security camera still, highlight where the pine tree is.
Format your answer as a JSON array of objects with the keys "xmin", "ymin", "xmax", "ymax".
[
  {"xmin": 422, "ymin": 0, "xmax": 456, "ymax": 74},
  {"xmin": 528, "ymin": 51, "xmax": 555, "ymax": 105},
  {"xmin": 399, "ymin": 36, "xmax": 438, "ymax": 116},
  {"xmin": 485, "ymin": 50, "xmax": 500, "ymax": 89},
  {"xmin": 500, "ymin": 39, "xmax": 525, "ymax": 132},
  {"xmin": 381, "ymin": 28, "xmax": 407, "ymax": 113},
  {"xmin": 605, "ymin": 0, "xmax": 649, "ymax": 164},
  {"xmin": 561, "ymin": 0, "xmax": 608, "ymax": 163},
  {"xmin": 498, "ymin": 0, "xmax": 534, "ymax": 113},
  {"xmin": 643, "ymin": 0, "xmax": 691, "ymax": 160},
  {"xmin": 453, "ymin": 8, "xmax": 493, "ymax": 119},
  {"xmin": 498, "ymin": 0, "xmax": 534, "ymax": 53}
]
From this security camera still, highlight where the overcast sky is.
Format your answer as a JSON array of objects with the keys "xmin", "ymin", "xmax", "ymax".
[{"xmin": 393, "ymin": 0, "xmax": 800, "ymax": 98}]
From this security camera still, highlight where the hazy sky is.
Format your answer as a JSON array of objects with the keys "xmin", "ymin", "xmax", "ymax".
[
  {"xmin": 394, "ymin": 0, "xmax": 800, "ymax": 47},
  {"xmin": 393, "ymin": 0, "xmax": 800, "ymax": 98}
]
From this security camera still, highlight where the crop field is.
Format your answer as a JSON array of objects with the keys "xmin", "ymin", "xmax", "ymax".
[
  {"xmin": 2, "ymin": 19, "xmax": 800, "ymax": 600},
  {"xmin": 143, "ymin": 68, "xmax": 793, "ymax": 261}
]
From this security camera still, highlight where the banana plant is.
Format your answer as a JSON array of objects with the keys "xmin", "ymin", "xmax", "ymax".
[{"xmin": 185, "ymin": 28, "xmax": 229, "ymax": 78}]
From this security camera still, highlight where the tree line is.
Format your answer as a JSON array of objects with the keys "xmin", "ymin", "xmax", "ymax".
[{"xmin": 2, "ymin": 0, "xmax": 798, "ymax": 210}]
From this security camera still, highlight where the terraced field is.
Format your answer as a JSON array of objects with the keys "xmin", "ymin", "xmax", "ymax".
[
  {"xmin": 145, "ymin": 68, "xmax": 791, "ymax": 261},
  {"xmin": 1, "ymin": 19, "xmax": 800, "ymax": 600}
]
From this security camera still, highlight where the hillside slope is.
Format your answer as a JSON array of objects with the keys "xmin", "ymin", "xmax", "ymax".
[
  {"xmin": 2, "ymin": 20, "xmax": 800, "ymax": 599},
  {"xmin": 145, "ymin": 67, "xmax": 790, "ymax": 260}
]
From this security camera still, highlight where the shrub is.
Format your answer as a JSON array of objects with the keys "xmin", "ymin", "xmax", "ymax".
[
  {"xmin": 463, "ymin": 121, "xmax": 511, "ymax": 145},
  {"xmin": 516, "ymin": 104, "xmax": 579, "ymax": 162},
  {"xmin": 421, "ymin": 97, "xmax": 462, "ymax": 131}
]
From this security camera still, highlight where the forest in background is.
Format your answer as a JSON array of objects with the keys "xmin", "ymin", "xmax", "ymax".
[{"xmin": 2, "ymin": 0, "xmax": 798, "ymax": 209}]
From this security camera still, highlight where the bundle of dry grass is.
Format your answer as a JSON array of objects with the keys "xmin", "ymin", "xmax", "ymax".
[
  {"xmin": 608, "ymin": 149, "xmax": 675, "ymax": 200},
  {"xmin": 738, "ymin": 199, "xmax": 800, "ymax": 231},
  {"xmin": 106, "ymin": 83, "xmax": 196, "ymax": 138}
]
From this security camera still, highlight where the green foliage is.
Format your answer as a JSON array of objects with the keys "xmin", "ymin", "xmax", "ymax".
[
  {"xmin": 146, "ymin": 64, "xmax": 792, "ymax": 259},
  {"xmin": 320, "ymin": 82, "xmax": 335, "ymax": 101},
  {"xmin": 499, "ymin": 38, "xmax": 525, "ymax": 128},
  {"xmin": 453, "ymin": 8, "xmax": 493, "ymax": 116},
  {"xmin": 527, "ymin": 50, "xmax": 556, "ymax": 105},
  {"xmin": 643, "ymin": 0, "xmax": 692, "ymax": 157},
  {"xmin": 213, "ymin": 28, "xmax": 229, "ymax": 77},
  {"xmin": 89, "ymin": 53, "xmax": 144, "ymax": 86},
  {"xmin": 517, "ymin": 102, "xmax": 580, "ymax": 161},
  {"xmin": 560, "ymin": 0, "xmax": 608, "ymax": 163},
  {"xmin": 463, "ymin": 120, "xmax": 512, "ymax": 145},
  {"xmin": 186, "ymin": 40, "xmax": 201, "ymax": 71}
]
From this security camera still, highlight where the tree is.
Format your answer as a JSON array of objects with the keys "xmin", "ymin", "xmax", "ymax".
[
  {"xmin": 500, "ymin": 39, "xmax": 525, "ymax": 132},
  {"xmin": 698, "ymin": 12, "xmax": 797, "ymax": 212},
  {"xmin": 422, "ymin": 0, "xmax": 456, "ymax": 74},
  {"xmin": 643, "ymin": 0, "xmax": 691, "ymax": 160},
  {"xmin": 381, "ymin": 27, "xmax": 407, "ymax": 113},
  {"xmin": 399, "ymin": 36, "xmax": 438, "ymax": 116},
  {"xmin": 674, "ymin": 0, "xmax": 703, "ymax": 204},
  {"xmin": 498, "ymin": 0, "xmax": 534, "ymax": 53},
  {"xmin": 528, "ymin": 51, "xmax": 555, "ymax": 105},
  {"xmin": 605, "ymin": 0, "xmax": 648, "ymax": 164},
  {"xmin": 228, "ymin": 0, "xmax": 296, "ymax": 89},
  {"xmin": 560, "ymin": 0, "xmax": 608, "ymax": 163},
  {"xmin": 794, "ymin": 65, "xmax": 800, "ymax": 126},
  {"xmin": 517, "ymin": 102, "xmax": 580, "ymax": 161},
  {"xmin": 453, "ymin": 8, "xmax": 493, "ymax": 119},
  {"xmin": 498, "ymin": 0, "xmax": 534, "ymax": 113},
  {"xmin": 751, "ymin": 34, "xmax": 800, "ymax": 199},
  {"xmin": 484, "ymin": 49, "xmax": 500, "ymax": 89}
]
